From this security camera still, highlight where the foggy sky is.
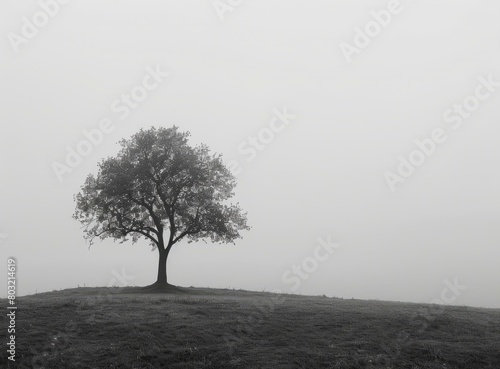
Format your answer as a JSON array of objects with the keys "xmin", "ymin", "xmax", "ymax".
[{"xmin": 1, "ymin": 0, "xmax": 499, "ymax": 308}]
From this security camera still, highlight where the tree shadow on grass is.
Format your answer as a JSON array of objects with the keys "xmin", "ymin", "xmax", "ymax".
[{"xmin": 121, "ymin": 282, "xmax": 188, "ymax": 294}]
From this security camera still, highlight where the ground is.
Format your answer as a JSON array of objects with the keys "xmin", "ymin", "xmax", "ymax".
[{"xmin": 2, "ymin": 286, "xmax": 499, "ymax": 368}]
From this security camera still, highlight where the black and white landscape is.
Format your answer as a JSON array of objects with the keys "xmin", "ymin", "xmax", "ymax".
[{"xmin": 1, "ymin": 1, "xmax": 500, "ymax": 368}]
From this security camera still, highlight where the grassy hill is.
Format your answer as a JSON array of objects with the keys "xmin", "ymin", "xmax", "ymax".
[{"xmin": 2, "ymin": 286, "xmax": 499, "ymax": 369}]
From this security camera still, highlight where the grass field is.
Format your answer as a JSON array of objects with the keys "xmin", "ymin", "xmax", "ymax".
[{"xmin": 2, "ymin": 286, "xmax": 499, "ymax": 369}]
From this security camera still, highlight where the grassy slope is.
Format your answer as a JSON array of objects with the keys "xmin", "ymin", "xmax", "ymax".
[{"xmin": 2, "ymin": 287, "xmax": 500, "ymax": 369}]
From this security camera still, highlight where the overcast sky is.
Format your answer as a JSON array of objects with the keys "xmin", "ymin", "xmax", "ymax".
[{"xmin": 1, "ymin": 0, "xmax": 499, "ymax": 308}]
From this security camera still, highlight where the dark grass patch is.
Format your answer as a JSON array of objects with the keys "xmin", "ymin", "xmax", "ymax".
[{"xmin": 1, "ymin": 287, "xmax": 499, "ymax": 368}]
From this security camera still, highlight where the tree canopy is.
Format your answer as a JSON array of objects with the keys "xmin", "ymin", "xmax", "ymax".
[{"xmin": 73, "ymin": 126, "xmax": 249, "ymax": 285}]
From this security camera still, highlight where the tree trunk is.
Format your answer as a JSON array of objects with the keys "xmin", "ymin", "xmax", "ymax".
[{"xmin": 156, "ymin": 248, "xmax": 168, "ymax": 285}]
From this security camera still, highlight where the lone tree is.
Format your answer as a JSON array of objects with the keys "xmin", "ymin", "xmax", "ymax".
[{"xmin": 73, "ymin": 126, "xmax": 249, "ymax": 288}]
